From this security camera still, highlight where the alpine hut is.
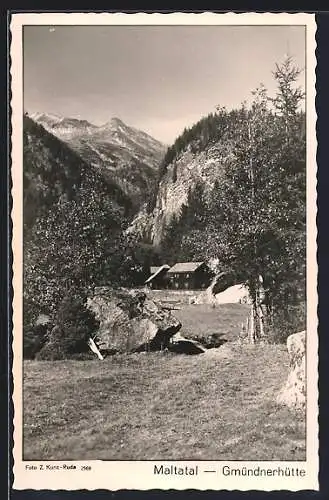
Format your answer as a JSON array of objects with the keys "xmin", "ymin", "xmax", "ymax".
[
  {"xmin": 167, "ymin": 262, "xmax": 212, "ymax": 290},
  {"xmin": 144, "ymin": 265, "xmax": 170, "ymax": 289}
]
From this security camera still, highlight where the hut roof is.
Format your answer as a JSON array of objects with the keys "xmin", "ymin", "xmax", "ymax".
[
  {"xmin": 145, "ymin": 265, "xmax": 170, "ymax": 284},
  {"xmin": 168, "ymin": 262, "xmax": 205, "ymax": 274},
  {"xmin": 150, "ymin": 265, "xmax": 167, "ymax": 274}
]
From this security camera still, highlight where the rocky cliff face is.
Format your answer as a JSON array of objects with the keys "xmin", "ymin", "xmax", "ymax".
[
  {"xmin": 128, "ymin": 114, "xmax": 237, "ymax": 245},
  {"xmin": 151, "ymin": 144, "xmax": 230, "ymax": 244}
]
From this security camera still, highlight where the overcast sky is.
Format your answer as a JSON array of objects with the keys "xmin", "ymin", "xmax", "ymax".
[{"xmin": 24, "ymin": 25, "xmax": 305, "ymax": 145}]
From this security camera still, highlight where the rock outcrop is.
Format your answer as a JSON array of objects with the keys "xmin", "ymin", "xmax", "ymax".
[
  {"xmin": 87, "ymin": 287, "xmax": 182, "ymax": 354},
  {"xmin": 151, "ymin": 147, "xmax": 226, "ymax": 245},
  {"xmin": 276, "ymin": 330, "xmax": 306, "ymax": 410}
]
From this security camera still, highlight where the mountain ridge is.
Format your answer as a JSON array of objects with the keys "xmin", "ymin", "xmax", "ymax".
[
  {"xmin": 28, "ymin": 111, "xmax": 166, "ymax": 210},
  {"xmin": 23, "ymin": 115, "xmax": 132, "ymax": 234},
  {"xmin": 29, "ymin": 111, "xmax": 165, "ymax": 151}
]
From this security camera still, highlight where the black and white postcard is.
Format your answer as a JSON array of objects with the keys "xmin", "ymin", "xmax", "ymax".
[{"xmin": 10, "ymin": 12, "xmax": 318, "ymax": 491}]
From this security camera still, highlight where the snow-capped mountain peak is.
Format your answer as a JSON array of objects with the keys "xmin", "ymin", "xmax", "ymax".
[
  {"xmin": 29, "ymin": 112, "xmax": 164, "ymax": 152},
  {"xmin": 29, "ymin": 111, "xmax": 63, "ymax": 126},
  {"xmin": 29, "ymin": 111, "xmax": 97, "ymax": 138},
  {"xmin": 28, "ymin": 111, "xmax": 166, "ymax": 210},
  {"xmin": 107, "ymin": 116, "xmax": 125, "ymax": 128}
]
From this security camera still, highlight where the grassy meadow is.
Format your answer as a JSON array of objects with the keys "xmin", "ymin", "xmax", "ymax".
[
  {"xmin": 23, "ymin": 303, "xmax": 306, "ymax": 461},
  {"xmin": 174, "ymin": 302, "xmax": 251, "ymax": 342}
]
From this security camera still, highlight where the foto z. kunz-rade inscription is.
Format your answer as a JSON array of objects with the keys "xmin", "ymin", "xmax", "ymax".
[{"xmin": 10, "ymin": 11, "xmax": 318, "ymax": 492}]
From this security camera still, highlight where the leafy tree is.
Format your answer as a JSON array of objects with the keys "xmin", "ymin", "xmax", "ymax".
[
  {"xmin": 24, "ymin": 182, "xmax": 127, "ymax": 324},
  {"xmin": 157, "ymin": 57, "xmax": 305, "ymax": 342},
  {"xmin": 23, "ymin": 120, "xmax": 137, "ymax": 328},
  {"xmin": 24, "ymin": 118, "xmax": 125, "ymax": 326},
  {"xmin": 160, "ymin": 213, "xmax": 183, "ymax": 264},
  {"xmin": 208, "ymin": 60, "xmax": 305, "ymax": 340},
  {"xmin": 271, "ymin": 56, "xmax": 305, "ymax": 137}
]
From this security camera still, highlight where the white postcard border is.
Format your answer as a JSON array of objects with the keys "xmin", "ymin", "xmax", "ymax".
[{"xmin": 10, "ymin": 11, "xmax": 318, "ymax": 491}]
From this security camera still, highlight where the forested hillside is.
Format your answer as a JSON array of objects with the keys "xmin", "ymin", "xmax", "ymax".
[{"xmin": 139, "ymin": 57, "xmax": 306, "ymax": 340}]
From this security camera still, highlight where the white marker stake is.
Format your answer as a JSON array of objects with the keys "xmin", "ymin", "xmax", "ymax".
[{"xmin": 87, "ymin": 337, "xmax": 104, "ymax": 361}]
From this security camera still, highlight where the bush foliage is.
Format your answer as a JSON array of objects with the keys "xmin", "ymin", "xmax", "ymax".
[
  {"xmin": 36, "ymin": 292, "xmax": 100, "ymax": 360},
  {"xmin": 23, "ymin": 323, "xmax": 50, "ymax": 360}
]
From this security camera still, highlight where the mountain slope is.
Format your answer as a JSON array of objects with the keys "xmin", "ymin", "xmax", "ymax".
[
  {"xmin": 23, "ymin": 116, "xmax": 132, "ymax": 233},
  {"xmin": 23, "ymin": 116, "xmax": 134, "ymax": 325},
  {"xmin": 29, "ymin": 112, "xmax": 166, "ymax": 209}
]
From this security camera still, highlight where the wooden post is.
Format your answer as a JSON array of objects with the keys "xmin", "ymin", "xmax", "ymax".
[
  {"xmin": 248, "ymin": 304, "xmax": 256, "ymax": 344},
  {"xmin": 258, "ymin": 303, "xmax": 265, "ymax": 339},
  {"xmin": 88, "ymin": 337, "xmax": 104, "ymax": 361},
  {"xmin": 246, "ymin": 315, "xmax": 249, "ymax": 339}
]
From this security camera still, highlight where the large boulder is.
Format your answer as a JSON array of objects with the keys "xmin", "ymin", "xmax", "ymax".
[
  {"xmin": 87, "ymin": 287, "xmax": 182, "ymax": 354},
  {"xmin": 276, "ymin": 330, "xmax": 306, "ymax": 410}
]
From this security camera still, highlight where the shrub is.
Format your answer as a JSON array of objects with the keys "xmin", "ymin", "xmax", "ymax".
[
  {"xmin": 36, "ymin": 291, "xmax": 100, "ymax": 360},
  {"xmin": 23, "ymin": 323, "xmax": 50, "ymax": 359},
  {"xmin": 267, "ymin": 301, "xmax": 306, "ymax": 344}
]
